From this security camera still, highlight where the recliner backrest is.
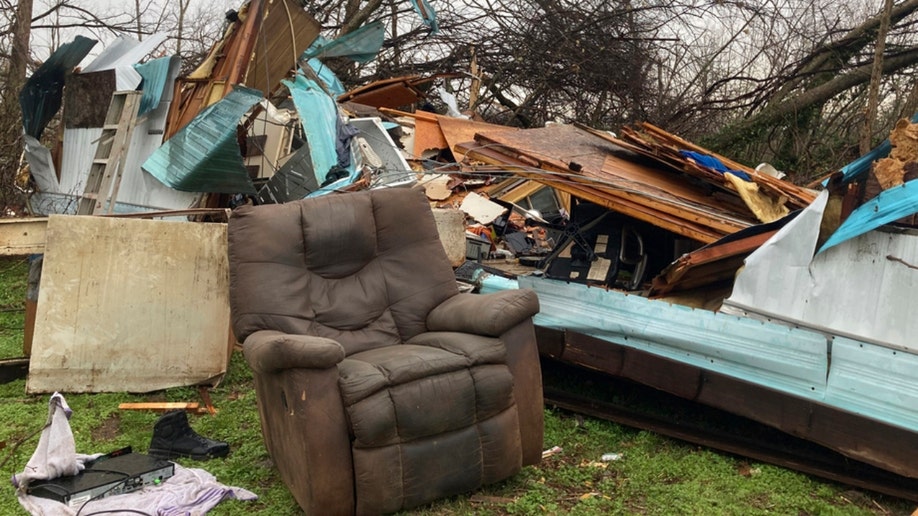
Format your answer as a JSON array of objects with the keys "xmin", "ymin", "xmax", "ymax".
[{"xmin": 229, "ymin": 188, "xmax": 459, "ymax": 356}]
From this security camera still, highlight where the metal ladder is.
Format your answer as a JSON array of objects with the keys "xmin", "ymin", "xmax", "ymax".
[{"xmin": 77, "ymin": 91, "xmax": 142, "ymax": 215}]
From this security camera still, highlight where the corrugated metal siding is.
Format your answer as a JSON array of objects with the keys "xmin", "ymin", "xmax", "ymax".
[
  {"xmin": 826, "ymin": 337, "xmax": 918, "ymax": 430},
  {"xmin": 481, "ymin": 274, "xmax": 918, "ymax": 432},
  {"xmin": 516, "ymin": 276, "xmax": 829, "ymax": 400},
  {"xmin": 143, "ymin": 86, "xmax": 263, "ymax": 193}
]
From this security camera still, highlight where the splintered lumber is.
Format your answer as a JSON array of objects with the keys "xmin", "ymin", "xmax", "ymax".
[
  {"xmin": 119, "ymin": 402, "xmax": 201, "ymax": 412},
  {"xmin": 458, "ymin": 124, "xmax": 756, "ymax": 243},
  {"xmin": 619, "ymin": 122, "xmax": 817, "ymax": 211},
  {"xmin": 461, "ymin": 144, "xmax": 731, "ymax": 243}
]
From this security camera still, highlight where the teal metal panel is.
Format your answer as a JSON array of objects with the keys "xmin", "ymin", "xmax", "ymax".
[
  {"xmin": 283, "ymin": 75, "xmax": 340, "ymax": 190},
  {"xmin": 20, "ymin": 36, "xmax": 97, "ymax": 138},
  {"xmin": 409, "ymin": 0, "xmax": 439, "ymax": 32},
  {"xmin": 480, "ymin": 273, "xmax": 918, "ymax": 432},
  {"xmin": 307, "ymin": 58, "xmax": 346, "ymax": 96},
  {"xmin": 301, "ymin": 22, "xmax": 385, "ymax": 64},
  {"xmin": 134, "ymin": 56, "xmax": 178, "ymax": 116},
  {"xmin": 517, "ymin": 276, "xmax": 829, "ymax": 399},
  {"xmin": 820, "ymin": 180, "xmax": 918, "ymax": 252},
  {"xmin": 818, "ymin": 111, "xmax": 918, "ymax": 251},
  {"xmin": 142, "ymin": 86, "xmax": 263, "ymax": 194},
  {"xmin": 826, "ymin": 337, "xmax": 918, "ymax": 431}
]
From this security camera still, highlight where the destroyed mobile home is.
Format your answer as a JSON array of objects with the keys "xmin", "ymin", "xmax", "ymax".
[{"xmin": 8, "ymin": 0, "xmax": 918, "ymax": 509}]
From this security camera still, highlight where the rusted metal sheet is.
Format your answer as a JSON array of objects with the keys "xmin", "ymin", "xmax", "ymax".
[
  {"xmin": 385, "ymin": 108, "xmax": 517, "ymax": 161},
  {"xmin": 165, "ymin": 2, "xmax": 262, "ymax": 139},
  {"xmin": 339, "ymin": 77, "xmax": 427, "ymax": 109},
  {"xmin": 338, "ymin": 74, "xmax": 457, "ymax": 109},
  {"xmin": 382, "ymin": 108, "xmax": 448, "ymax": 156},
  {"xmin": 649, "ymin": 218, "xmax": 788, "ymax": 297},
  {"xmin": 463, "ymin": 141, "xmax": 729, "ymax": 243},
  {"xmin": 245, "ymin": 0, "xmax": 321, "ymax": 94},
  {"xmin": 165, "ymin": 0, "xmax": 321, "ymax": 139},
  {"xmin": 0, "ymin": 218, "xmax": 48, "ymax": 255}
]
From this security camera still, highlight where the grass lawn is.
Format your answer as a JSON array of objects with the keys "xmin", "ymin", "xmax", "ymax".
[{"xmin": 0, "ymin": 256, "xmax": 914, "ymax": 515}]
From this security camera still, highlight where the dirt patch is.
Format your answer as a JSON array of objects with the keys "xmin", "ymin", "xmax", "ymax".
[{"xmin": 91, "ymin": 413, "xmax": 121, "ymax": 441}]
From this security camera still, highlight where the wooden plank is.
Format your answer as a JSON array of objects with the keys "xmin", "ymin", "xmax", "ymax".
[
  {"xmin": 628, "ymin": 122, "xmax": 817, "ymax": 210},
  {"xmin": 78, "ymin": 91, "xmax": 142, "ymax": 215},
  {"xmin": 0, "ymin": 217, "xmax": 48, "ymax": 255},
  {"xmin": 119, "ymin": 402, "xmax": 200, "ymax": 412},
  {"xmin": 435, "ymin": 114, "xmax": 516, "ymax": 162}
]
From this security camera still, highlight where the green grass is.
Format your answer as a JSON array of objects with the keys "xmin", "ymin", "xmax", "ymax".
[
  {"xmin": 0, "ymin": 256, "xmax": 28, "ymax": 359},
  {"xmin": 0, "ymin": 256, "xmax": 914, "ymax": 515}
]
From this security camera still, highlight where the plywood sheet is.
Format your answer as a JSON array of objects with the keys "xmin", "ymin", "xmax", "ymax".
[
  {"xmin": 413, "ymin": 112, "xmax": 448, "ymax": 155},
  {"xmin": 27, "ymin": 215, "xmax": 230, "ymax": 393},
  {"xmin": 436, "ymin": 115, "xmax": 515, "ymax": 161}
]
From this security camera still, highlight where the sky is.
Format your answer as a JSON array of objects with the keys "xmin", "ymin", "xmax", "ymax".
[{"xmin": 29, "ymin": 0, "xmax": 241, "ymax": 63}]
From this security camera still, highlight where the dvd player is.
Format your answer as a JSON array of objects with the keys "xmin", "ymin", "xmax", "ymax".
[{"xmin": 27, "ymin": 448, "xmax": 174, "ymax": 509}]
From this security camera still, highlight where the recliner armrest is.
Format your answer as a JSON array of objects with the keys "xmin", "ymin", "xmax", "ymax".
[
  {"xmin": 426, "ymin": 289, "xmax": 539, "ymax": 337},
  {"xmin": 243, "ymin": 330, "xmax": 345, "ymax": 374}
]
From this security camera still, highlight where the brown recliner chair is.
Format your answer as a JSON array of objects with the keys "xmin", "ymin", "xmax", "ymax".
[{"xmin": 228, "ymin": 188, "xmax": 543, "ymax": 515}]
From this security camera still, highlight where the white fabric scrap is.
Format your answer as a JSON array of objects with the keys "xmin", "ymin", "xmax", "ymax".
[
  {"xmin": 13, "ymin": 393, "xmax": 257, "ymax": 515},
  {"xmin": 12, "ymin": 393, "xmax": 95, "ymax": 491}
]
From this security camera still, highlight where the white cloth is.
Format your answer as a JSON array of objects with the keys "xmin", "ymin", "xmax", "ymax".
[
  {"xmin": 13, "ymin": 393, "xmax": 257, "ymax": 515},
  {"xmin": 12, "ymin": 393, "xmax": 96, "ymax": 491},
  {"xmin": 17, "ymin": 464, "xmax": 257, "ymax": 516}
]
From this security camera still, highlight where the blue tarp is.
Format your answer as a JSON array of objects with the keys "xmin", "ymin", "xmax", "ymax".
[
  {"xmin": 142, "ymin": 86, "xmax": 263, "ymax": 193},
  {"xmin": 20, "ymin": 36, "xmax": 97, "ymax": 138},
  {"xmin": 679, "ymin": 151, "xmax": 751, "ymax": 181}
]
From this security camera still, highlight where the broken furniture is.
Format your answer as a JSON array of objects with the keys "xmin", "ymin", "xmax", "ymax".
[
  {"xmin": 538, "ymin": 199, "xmax": 651, "ymax": 290},
  {"xmin": 228, "ymin": 188, "xmax": 544, "ymax": 514}
]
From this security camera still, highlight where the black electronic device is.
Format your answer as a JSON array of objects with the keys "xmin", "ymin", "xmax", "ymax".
[{"xmin": 26, "ymin": 449, "xmax": 174, "ymax": 509}]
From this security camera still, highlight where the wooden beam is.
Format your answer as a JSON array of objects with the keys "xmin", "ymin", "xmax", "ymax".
[
  {"xmin": 119, "ymin": 402, "xmax": 202, "ymax": 412},
  {"xmin": 0, "ymin": 218, "xmax": 47, "ymax": 255}
]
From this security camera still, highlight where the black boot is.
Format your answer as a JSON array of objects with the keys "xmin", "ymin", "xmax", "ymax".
[{"xmin": 148, "ymin": 410, "xmax": 230, "ymax": 460}]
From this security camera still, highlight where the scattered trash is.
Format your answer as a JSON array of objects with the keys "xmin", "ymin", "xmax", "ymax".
[
  {"xmin": 542, "ymin": 445, "xmax": 563, "ymax": 458},
  {"xmin": 600, "ymin": 452, "xmax": 622, "ymax": 462}
]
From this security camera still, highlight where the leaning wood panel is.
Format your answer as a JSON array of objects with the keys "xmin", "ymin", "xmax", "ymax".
[{"xmin": 27, "ymin": 215, "xmax": 230, "ymax": 393}]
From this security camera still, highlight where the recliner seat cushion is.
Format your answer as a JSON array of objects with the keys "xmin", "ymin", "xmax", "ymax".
[
  {"xmin": 339, "ymin": 336, "xmax": 523, "ymax": 513},
  {"xmin": 339, "ymin": 334, "xmax": 515, "ymax": 448}
]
